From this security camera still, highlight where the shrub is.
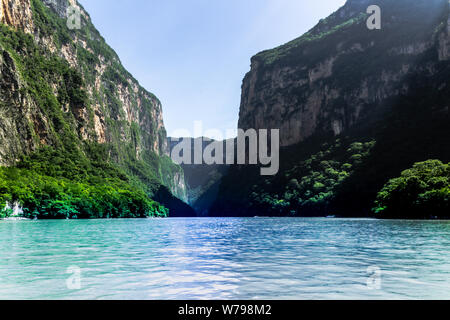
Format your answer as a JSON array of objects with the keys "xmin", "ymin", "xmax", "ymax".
[{"xmin": 373, "ymin": 160, "xmax": 450, "ymax": 218}]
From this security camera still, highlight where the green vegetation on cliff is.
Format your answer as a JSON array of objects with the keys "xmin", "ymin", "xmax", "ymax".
[
  {"xmin": 0, "ymin": 167, "xmax": 168, "ymax": 219},
  {"xmin": 0, "ymin": 23, "xmax": 168, "ymax": 218},
  {"xmin": 249, "ymin": 139, "xmax": 376, "ymax": 216},
  {"xmin": 0, "ymin": 23, "xmax": 90, "ymax": 148},
  {"xmin": 373, "ymin": 160, "xmax": 450, "ymax": 219},
  {"xmin": 0, "ymin": 0, "xmax": 192, "ymax": 218},
  {"xmin": 0, "ymin": 146, "xmax": 168, "ymax": 219},
  {"xmin": 210, "ymin": 136, "xmax": 376, "ymax": 217}
]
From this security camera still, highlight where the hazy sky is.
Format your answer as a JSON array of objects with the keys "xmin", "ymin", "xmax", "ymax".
[{"xmin": 79, "ymin": 0, "xmax": 346, "ymax": 138}]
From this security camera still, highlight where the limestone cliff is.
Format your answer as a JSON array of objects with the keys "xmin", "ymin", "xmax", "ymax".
[
  {"xmin": 239, "ymin": 0, "xmax": 449, "ymax": 147},
  {"xmin": 0, "ymin": 0, "xmax": 188, "ymax": 207},
  {"xmin": 0, "ymin": 0, "xmax": 34, "ymax": 33}
]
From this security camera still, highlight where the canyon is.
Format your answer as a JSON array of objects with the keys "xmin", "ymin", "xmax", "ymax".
[{"xmin": 0, "ymin": 0, "xmax": 448, "ymax": 219}]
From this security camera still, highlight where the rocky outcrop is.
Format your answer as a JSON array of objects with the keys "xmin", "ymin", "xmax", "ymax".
[
  {"xmin": 239, "ymin": 0, "xmax": 450, "ymax": 147},
  {"xmin": 0, "ymin": 48, "xmax": 32, "ymax": 164},
  {"xmin": 438, "ymin": 14, "xmax": 450, "ymax": 61},
  {"xmin": 0, "ymin": 46, "xmax": 53, "ymax": 165},
  {"xmin": 41, "ymin": 0, "xmax": 72, "ymax": 18},
  {"xmin": 0, "ymin": 0, "xmax": 34, "ymax": 33}
]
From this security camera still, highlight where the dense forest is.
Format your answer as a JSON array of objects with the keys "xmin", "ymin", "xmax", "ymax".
[
  {"xmin": 0, "ymin": 146, "xmax": 168, "ymax": 219},
  {"xmin": 374, "ymin": 160, "xmax": 449, "ymax": 219}
]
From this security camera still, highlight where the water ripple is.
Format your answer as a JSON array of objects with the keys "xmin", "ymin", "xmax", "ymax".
[{"xmin": 0, "ymin": 218, "xmax": 449, "ymax": 299}]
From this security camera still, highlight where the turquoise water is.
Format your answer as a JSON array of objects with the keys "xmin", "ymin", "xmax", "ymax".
[{"xmin": 0, "ymin": 218, "xmax": 450, "ymax": 300}]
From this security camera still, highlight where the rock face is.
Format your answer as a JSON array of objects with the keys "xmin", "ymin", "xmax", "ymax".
[
  {"xmin": 0, "ymin": 0, "xmax": 34, "ymax": 33},
  {"xmin": 41, "ymin": 0, "xmax": 71, "ymax": 17},
  {"xmin": 0, "ymin": 48, "xmax": 42, "ymax": 163},
  {"xmin": 439, "ymin": 14, "xmax": 450, "ymax": 61},
  {"xmin": 239, "ymin": 0, "xmax": 450, "ymax": 147},
  {"xmin": 0, "ymin": 0, "xmax": 187, "ymax": 201}
]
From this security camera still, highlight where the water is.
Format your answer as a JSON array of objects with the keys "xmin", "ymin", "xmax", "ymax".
[{"xmin": 0, "ymin": 218, "xmax": 450, "ymax": 300}]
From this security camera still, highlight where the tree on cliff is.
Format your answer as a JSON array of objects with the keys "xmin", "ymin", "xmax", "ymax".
[{"xmin": 373, "ymin": 160, "xmax": 450, "ymax": 219}]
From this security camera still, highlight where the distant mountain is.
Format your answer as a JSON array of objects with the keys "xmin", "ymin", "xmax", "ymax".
[
  {"xmin": 209, "ymin": 0, "xmax": 450, "ymax": 218},
  {"xmin": 168, "ymin": 137, "xmax": 229, "ymax": 216}
]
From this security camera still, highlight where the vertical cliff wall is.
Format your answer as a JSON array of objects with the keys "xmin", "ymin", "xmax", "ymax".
[
  {"xmin": 239, "ymin": 0, "xmax": 449, "ymax": 147},
  {"xmin": 210, "ymin": 0, "xmax": 450, "ymax": 217},
  {"xmin": 0, "ymin": 0, "xmax": 34, "ymax": 32},
  {"xmin": 0, "ymin": 0, "xmax": 188, "ymax": 204}
]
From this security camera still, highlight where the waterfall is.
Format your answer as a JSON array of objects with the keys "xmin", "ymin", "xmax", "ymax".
[
  {"xmin": 12, "ymin": 202, "xmax": 24, "ymax": 217},
  {"xmin": 3, "ymin": 201, "xmax": 24, "ymax": 217}
]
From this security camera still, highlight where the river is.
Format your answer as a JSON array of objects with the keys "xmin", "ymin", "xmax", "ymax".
[{"xmin": 0, "ymin": 218, "xmax": 449, "ymax": 299}]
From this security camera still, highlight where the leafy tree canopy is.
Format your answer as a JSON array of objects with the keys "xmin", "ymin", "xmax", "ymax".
[{"xmin": 373, "ymin": 160, "xmax": 450, "ymax": 219}]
